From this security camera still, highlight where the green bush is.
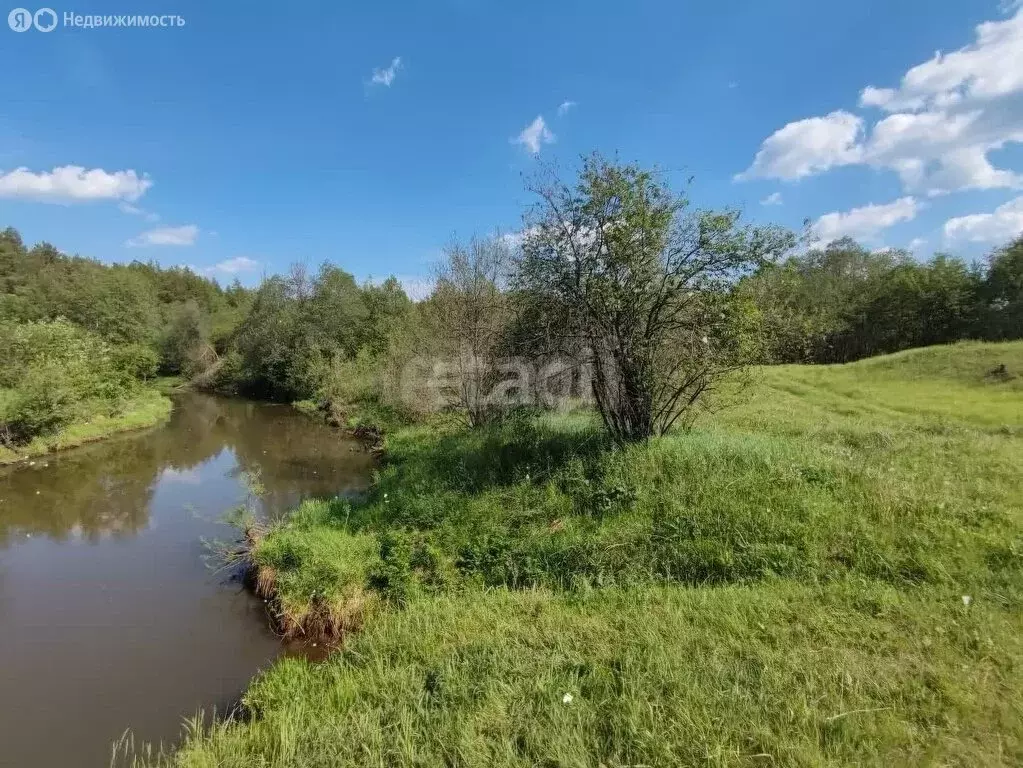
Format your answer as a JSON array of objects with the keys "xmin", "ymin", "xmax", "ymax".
[
  {"xmin": 112, "ymin": 343, "xmax": 160, "ymax": 382},
  {"xmin": 0, "ymin": 319, "xmax": 140, "ymax": 445}
]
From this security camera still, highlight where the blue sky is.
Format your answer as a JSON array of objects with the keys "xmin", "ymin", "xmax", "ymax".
[{"xmin": 2, "ymin": 0, "xmax": 1022, "ymax": 292}]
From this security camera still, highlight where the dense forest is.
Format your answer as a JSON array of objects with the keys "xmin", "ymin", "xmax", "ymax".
[{"xmin": 2, "ymin": 157, "xmax": 1022, "ymax": 448}]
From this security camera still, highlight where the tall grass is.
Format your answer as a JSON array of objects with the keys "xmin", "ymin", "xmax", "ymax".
[{"xmin": 128, "ymin": 341, "xmax": 1023, "ymax": 767}]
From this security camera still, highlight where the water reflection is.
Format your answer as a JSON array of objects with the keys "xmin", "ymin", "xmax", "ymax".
[
  {"xmin": 0, "ymin": 393, "xmax": 374, "ymax": 768},
  {"xmin": 0, "ymin": 393, "xmax": 374, "ymax": 545}
]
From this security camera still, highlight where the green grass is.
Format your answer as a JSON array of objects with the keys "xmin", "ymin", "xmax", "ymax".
[
  {"xmin": 131, "ymin": 341, "xmax": 1023, "ymax": 766},
  {"xmin": 131, "ymin": 583, "xmax": 1022, "ymax": 767},
  {"xmin": 0, "ymin": 388, "xmax": 172, "ymax": 465}
]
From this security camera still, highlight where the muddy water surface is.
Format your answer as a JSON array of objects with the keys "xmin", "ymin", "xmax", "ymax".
[{"xmin": 0, "ymin": 393, "xmax": 374, "ymax": 767}]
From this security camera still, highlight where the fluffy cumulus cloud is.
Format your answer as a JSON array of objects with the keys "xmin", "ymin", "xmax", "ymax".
[
  {"xmin": 760, "ymin": 192, "xmax": 783, "ymax": 206},
  {"xmin": 513, "ymin": 116, "xmax": 555, "ymax": 154},
  {"xmin": 0, "ymin": 165, "xmax": 152, "ymax": 203},
  {"xmin": 370, "ymin": 57, "xmax": 402, "ymax": 87},
  {"xmin": 944, "ymin": 195, "xmax": 1023, "ymax": 242},
  {"xmin": 126, "ymin": 224, "xmax": 199, "ymax": 247},
  {"xmin": 739, "ymin": 8, "xmax": 1023, "ymax": 196},
  {"xmin": 813, "ymin": 197, "xmax": 920, "ymax": 245},
  {"xmin": 736, "ymin": 111, "xmax": 864, "ymax": 181}
]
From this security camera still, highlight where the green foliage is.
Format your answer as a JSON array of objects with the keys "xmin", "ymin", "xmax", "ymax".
[
  {"xmin": 131, "ymin": 342, "xmax": 1023, "ymax": 768},
  {"xmin": 0, "ymin": 226, "xmax": 254, "ymax": 384},
  {"xmin": 232, "ymin": 265, "xmax": 411, "ymax": 402},
  {"xmin": 739, "ymin": 237, "xmax": 1020, "ymax": 363},
  {"xmin": 160, "ymin": 300, "xmax": 211, "ymax": 376},
  {"xmin": 226, "ymin": 340, "xmax": 1023, "ymax": 608},
  {"xmin": 112, "ymin": 343, "xmax": 161, "ymax": 382},
  {"xmin": 980, "ymin": 235, "xmax": 1023, "ymax": 340},
  {"xmin": 515, "ymin": 155, "xmax": 793, "ymax": 440},
  {"xmin": 0, "ymin": 319, "xmax": 142, "ymax": 444}
]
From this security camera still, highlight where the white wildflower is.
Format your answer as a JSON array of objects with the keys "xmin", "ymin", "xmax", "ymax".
[
  {"xmin": 562, "ymin": 693, "xmax": 573, "ymax": 704},
  {"xmin": 962, "ymin": 595, "xmax": 972, "ymax": 607}
]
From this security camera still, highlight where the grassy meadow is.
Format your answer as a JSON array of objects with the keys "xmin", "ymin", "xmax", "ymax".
[{"xmin": 135, "ymin": 341, "xmax": 1022, "ymax": 767}]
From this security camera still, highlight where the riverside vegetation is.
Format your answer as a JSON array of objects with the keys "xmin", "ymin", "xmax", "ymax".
[
  {"xmin": 0, "ymin": 228, "xmax": 251, "ymax": 461},
  {"xmin": 119, "ymin": 158, "xmax": 1021, "ymax": 767},
  {"xmin": 3, "ymin": 157, "xmax": 1022, "ymax": 765},
  {"xmin": 131, "ymin": 340, "xmax": 1023, "ymax": 767}
]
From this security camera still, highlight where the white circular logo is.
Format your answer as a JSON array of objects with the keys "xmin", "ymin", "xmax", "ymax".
[
  {"xmin": 8, "ymin": 7, "xmax": 33, "ymax": 31},
  {"xmin": 33, "ymin": 7, "xmax": 56, "ymax": 31}
]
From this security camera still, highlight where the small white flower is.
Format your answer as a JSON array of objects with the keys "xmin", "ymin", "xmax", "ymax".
[
  {"xmin": 562, "ymin": 693, "xmax": 573, "ymax": 704},
  {"xmin": 962, "ymin": 595, "xmax": 972, "ymax": 607},
  {"xmin": 701, "ymin": 336, "xmax": 709, "ymax": 345}
]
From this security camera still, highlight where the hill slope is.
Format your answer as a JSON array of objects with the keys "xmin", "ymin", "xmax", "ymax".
[{"xmin": 135, "ymin": 342, "xmax": 1023, "ymax": 767}]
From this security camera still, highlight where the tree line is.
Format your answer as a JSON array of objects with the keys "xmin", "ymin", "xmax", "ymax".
[{"xmin": 2, "ymin": 154, "xmax": 1021, "ymax": 445}]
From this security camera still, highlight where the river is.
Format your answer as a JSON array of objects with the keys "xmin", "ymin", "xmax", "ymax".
[{"xmin": 0, "ymin": 393, "xmax": 375, "ymax": 767}]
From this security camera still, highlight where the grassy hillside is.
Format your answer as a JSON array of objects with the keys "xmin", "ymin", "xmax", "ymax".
[{"xmin": 136, "ymin": 342, "xmax": 1023, "ymax": 767}]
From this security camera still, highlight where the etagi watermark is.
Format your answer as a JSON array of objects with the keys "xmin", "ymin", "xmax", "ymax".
[{"xmin": 8, "ymin": 8, "xmax": 185, "ymax": 31}]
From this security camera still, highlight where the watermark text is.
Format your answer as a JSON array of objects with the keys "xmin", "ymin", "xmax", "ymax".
[{"xmin": 8, "ymin": 7, "xmax": 185, "ymax": 31}]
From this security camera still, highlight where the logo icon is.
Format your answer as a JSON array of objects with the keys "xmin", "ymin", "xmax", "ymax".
[
  {"xmin": 32, "ymin": 6, "xmax": 54, "ymax": 30},
  {"xmin": 8, "ymin": 7, "xmax": 32, "ymax": 31},
  {"xmin": 33, "ymin": 7, "xmax": 55, "ymax": 31}
]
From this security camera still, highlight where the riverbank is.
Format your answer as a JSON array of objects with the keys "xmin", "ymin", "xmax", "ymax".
[
  {"xmin": 137, "ymin": 342, "xmax": 1023, "ymax": 766},
  {"xmin": 0, "ymin": 389, "xmax": 172, "ymax": 466}
]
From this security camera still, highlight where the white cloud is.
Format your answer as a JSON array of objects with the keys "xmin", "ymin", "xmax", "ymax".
[
  {"xmin": 201, "ymin": 256, "xmax": 259, "ymax": 275},
  {"xmin": 739, "ymin": 8, "xmax": 1023, "ymax": 195},
  {"xmin": 907, "ymin": 237, "xmax": 927, "ymax": 252},
  {"xmin": 760, "ymin": 192, "xmax": 783, "ymax": 206},
  {"xmin": 735, "ymin": 111, "xmax": 864, "ymax": 180},
  {"xmin": 943, "ymin": 195, "xmax": 1023, "ymax": 242},
  {"xmin": 160, "ymin": 467, "xmax": 202, "ymax": 485},
  {"xmin": 0, "ymin": 165, "xmax": 152, "ymax": 203},
  {"xmin": 118, "ymin": 201, "xmax": 160, "ymax": 222},
  {"xmin": 126, "ymin": 225, "xmax": 199, "ymax": 247},
  {"xmin": 858, "ymin": 12, "xmax": 1023, "ymax": 112},
  {"xmin": 513, "ymin": 115, "xmax": 555, "ymax": 154},
  {"xmin": 813, "ymin": 197, "xmax": 920, "ymax": 244},
  {"xmin": 557, "ymin": 100, "xmax": 577, "ymax": 116},
  {"xmin": 370, "ymin": 56, "xmax": 402, "ymax": 87}
]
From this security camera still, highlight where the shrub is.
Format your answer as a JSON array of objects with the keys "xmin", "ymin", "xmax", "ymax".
[{"xmin": 0, "ymin": 319, "xmax": 139, "ymax": 445}]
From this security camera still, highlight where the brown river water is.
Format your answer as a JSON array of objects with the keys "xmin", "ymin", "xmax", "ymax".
[{"xmin": 0, "ymin": 393, "xmax": 375, "ymax": 767}]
